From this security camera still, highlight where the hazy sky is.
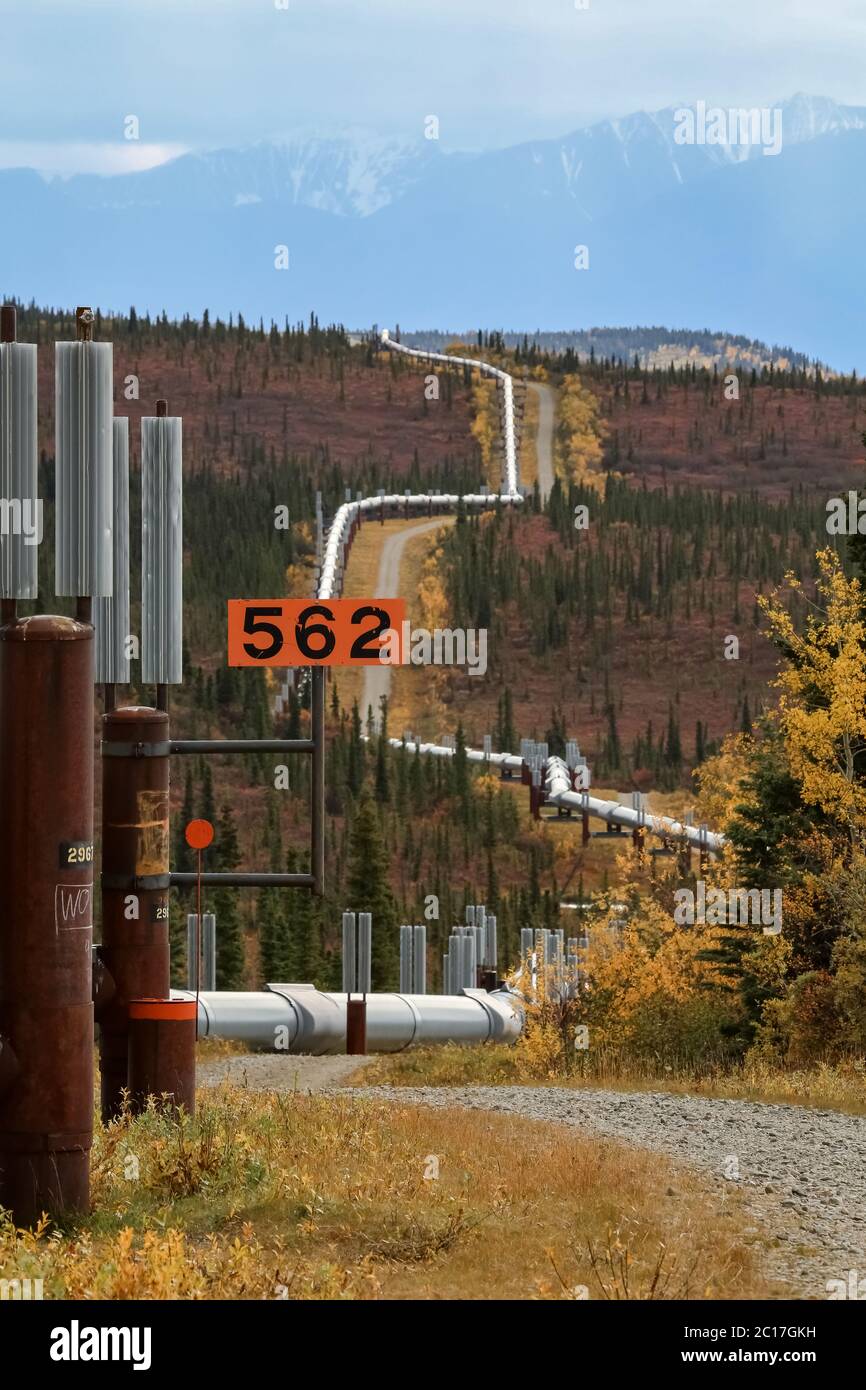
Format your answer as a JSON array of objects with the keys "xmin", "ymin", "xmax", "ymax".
[{"xmin": 2, "ymin": 0, "xmax": 865, "ymax": 173}]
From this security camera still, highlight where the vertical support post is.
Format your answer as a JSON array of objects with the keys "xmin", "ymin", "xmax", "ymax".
[
  {"xmin": 186, "ymin": 914, "xmax": 197, "ymax": 991},
  {"xmin": 342, "ymin": 911, "xmax": 357, "ymax": 992},
  {"xmin": 412, "ymin": 923, "xmax": 426, "ymax": 994},
  {"xmin": 311, "ymin": 666, "xmax": 325, "ymax": 895},
  {"xmin": 461, "ymin": 932, "xmax": 476, "ymax": 992},
  {"xmin": 0, "ymin": 617, "xmax": 94, "ymax": 1223},
  {"xmin": 357, "ymin": 911, "xmax": 372, "ymax": 993},
  {"xmin": 99, "ymin": 707, "xmax": 171, "ymax": 1123},
  {"xmin": 346, "ymin": 997, "xmax": 367, "ymax": 1055},
  {"xmin": 487, "ymin": 913, "xmax": 498, "ymax": 974},
  {"xmin": 450, "ymin": 935, "xmax": 459, "ymax": 993},
  {"xmin": 346, "ymin": 910, "xmax": 370, "ymax": 1055},
  {"xmin": 128, "ymin": 999, "xmax": 196, "ymax": 1118},
  {"xmin": 202, "ymin": 913, "xmax": 216, "ymax": 992},
  {"xmin": 399, "ymin": 923, "xmax": 412, "ymax": 993}
]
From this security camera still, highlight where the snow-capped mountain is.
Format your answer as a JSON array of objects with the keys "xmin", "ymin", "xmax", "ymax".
[
  {"xmin": 60, "ymin": 133, "xmax": 445, "ymax": 218},
  {"xmin": 54, "ymin": 93, "xmax": 866, "ymax": 223},
  {"xmin": 2, "ymin": 94, "xmax": 864, "ymax": 368}
]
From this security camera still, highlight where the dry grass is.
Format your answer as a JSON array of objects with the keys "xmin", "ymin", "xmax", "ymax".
[
  {"xmin": 0, "ymin": 1084, "xmax": 782, "ymax": 1300},
  {"xmin": 196, "ymin": 1037, "xmax": 251, "ymax": 1061},
  {"xmin": 358, "ymin": 1047, "xmax": 866, "ymax": 1116}
]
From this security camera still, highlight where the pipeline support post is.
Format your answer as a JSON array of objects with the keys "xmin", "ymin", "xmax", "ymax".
[
  {"xmin": 0, "ymin": 617, "xmax": 95, "ymax": 1223},
  {"xmin": 99, "ymin": 707, "xmax": 171, "ymax": 1122},
  {"xmin": 311, "ymin": 665, "xmax": 325, "ymax": 895},
  {"xmin": 128, "ymin": 999, "xmax": 196, "ymax": 1117}
]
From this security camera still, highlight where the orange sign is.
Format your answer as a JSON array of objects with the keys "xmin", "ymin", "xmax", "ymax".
[{"xmin": 227, "ymin": 598, "xmax": 406, "ymax": 667}]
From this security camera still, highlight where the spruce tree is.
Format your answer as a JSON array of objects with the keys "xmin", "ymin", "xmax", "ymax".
[
  {"xmin": 212, "ymin": 802, "xmax": 246, "ymax": 989},
  {"xmin": 286, "ymin": 847, "xmax": 325, "ymax": 984},
  {"xmin": 345, "ymin": 793, "xmax": 398, "ymax": 989}
]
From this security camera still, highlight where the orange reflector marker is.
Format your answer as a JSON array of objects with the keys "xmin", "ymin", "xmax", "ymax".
[{"xmin": 185, "ymin": 818, "xmax": 214, "ymax": 850}]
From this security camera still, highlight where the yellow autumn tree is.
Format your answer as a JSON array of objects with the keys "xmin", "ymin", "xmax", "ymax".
[
  {"xmin": 469, "ymin": 379, "xmax": 500, "ymax": 489},
  {"xmin": 581, "ymin": 889, "xmax": 741, "ymax": 1059},
  {"xmin": 693, "ymin": 732, "xmax": 754, "ymax": 834},
  {"xmin": 758, "ymin": 548, "xmax": 866, "ymax": 839},
  {"xmin": 555, "ymin": 374, "xmax": 607, "ymax": 490},
  {"xmin": 416, "ymin": 537, "xmax": 450, "ymax": 631}
]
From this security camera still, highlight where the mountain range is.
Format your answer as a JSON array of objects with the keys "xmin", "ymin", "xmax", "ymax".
[{"xmin": 1, "ymin": 94, "xmax": 863, "ymax": 369}]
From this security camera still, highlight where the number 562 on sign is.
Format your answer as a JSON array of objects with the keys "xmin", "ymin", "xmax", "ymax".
[{"xmin": 227, "ymin": 597, "xmax": 406, "ymax": 667}]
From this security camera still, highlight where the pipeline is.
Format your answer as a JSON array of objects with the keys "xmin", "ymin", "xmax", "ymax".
[
  {"xmin": 375, "ymin": 736, "xmax": 725, "ymax": 851},
  {"xmin": 318, "ymin": 329, "xmax": 725, "ymax": 853},
  {"xmin": 178, "ymin": 984, "xmax": 523, "ymax": 1053},
  {"xmin": 544, "ymin": 755, "xmax": 724, "ymax": 853},
  {"xmin": 317, "ymin": 331, "xmax": 523, "ymax": 601}
]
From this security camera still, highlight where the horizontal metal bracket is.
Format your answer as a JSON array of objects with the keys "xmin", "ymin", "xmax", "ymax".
[
  {"xmin": 101, "ymin": 740, "xmax": 171, "ymax": 758},
  {"xmin": 169, "ymin": 739, "xmax": 315, "ymax": 755},
  {"xmin": 102, "ymin": 873, "xmax": 171, "ymax": 891},
  {"xmin": 170, "ymin": 871, "xmax": 315, "ymax": 890}
]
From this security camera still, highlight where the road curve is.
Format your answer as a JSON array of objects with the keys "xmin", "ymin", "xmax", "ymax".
[
  {"xmin": 529, "ymin": 382, "xmax": 555, "ymax": 502},
  {"xmin": 361, "ymin": 516, "xmax": 450, "ymax": 729}
]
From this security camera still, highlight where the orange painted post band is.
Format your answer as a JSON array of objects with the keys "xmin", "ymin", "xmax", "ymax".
[{"xmin": 129, "ymin": 999, "xmax": 198, "ymax": 1021}]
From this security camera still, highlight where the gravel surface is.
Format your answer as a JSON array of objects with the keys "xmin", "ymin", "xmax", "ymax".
[
  {"xmin": 198, "ymin": 1053, "xmax": 373, "ymax": 1092},
  {"xmin": 350, "ymin": 1084, "xmax": 866, "ymax": 1298}
]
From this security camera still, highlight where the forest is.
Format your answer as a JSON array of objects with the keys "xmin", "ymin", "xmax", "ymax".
[{"xmin": 9, "ymin": 300, "xmax": 866, "ymax": 1074}]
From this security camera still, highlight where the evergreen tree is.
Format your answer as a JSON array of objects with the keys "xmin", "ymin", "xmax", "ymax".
[
  {"xmin": 286, "ymin": 848, "xmax": 325, "ymax": 983},
  {"xmin": 345, "ymin": 793, "xmax": 398, "ymax": 989},
  {"xmin": 375, "ymin": 695, "xmax": 390, "ymax": 803},
  {"xmin": 212, "ymin": 803, "xmax": 245, "ymax": 988}
]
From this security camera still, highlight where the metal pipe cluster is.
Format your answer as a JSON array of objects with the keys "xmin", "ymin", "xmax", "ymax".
[
  {"xmin": 399, "ymin": 923, "xmax": 427, "ymax": 994},
  {"xmin": 517, "ymin": 925, "xmax": 583, "ymax": 1000}
]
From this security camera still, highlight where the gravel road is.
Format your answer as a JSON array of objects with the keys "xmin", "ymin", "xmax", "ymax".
[
  {"xmin": 360, "ymin": 515, "xmax": 450, "ymax": 728},
  {"xmin": 350, "ymin": 1083, "xmax": 866, "ymax": 1298},
  {"xmin": 528, "ymin": 382, "xmax": 555, "ymax": 502}
]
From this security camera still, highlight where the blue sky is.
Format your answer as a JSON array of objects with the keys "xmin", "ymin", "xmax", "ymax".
[{"xmin": 1, "ymin": 0, "xmax": 865, "ymax": 173}]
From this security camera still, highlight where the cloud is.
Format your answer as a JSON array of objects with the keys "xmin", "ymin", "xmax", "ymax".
[
  {"xmin": 0, "ymin": 0, "xmax": 864, "ymax": 164},
  {"xmin": 0, "ymin": 142, "xmax": 188, "ymax": 177}
]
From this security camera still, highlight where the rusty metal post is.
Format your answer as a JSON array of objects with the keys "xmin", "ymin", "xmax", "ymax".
[
  {"xmin": 311, "ymin": 665, "xmax": 325, "ymax": 894},
  {"xmin": 346, "ymin": 997, "xmax": 367, "ymax": 1055},
  {"xmin": 128, "ymin": 999, "xmax": 196, "ymax": 1117},
  {"xmin": 582, "ymin": 808, "xmax": 591, "ymax": 846},
  {"xmin": 0, "ymin": 616, "xmax": 94, "ymax": 1223},
  {"xmin": 98, "ymin": 707, "xmax": 171, "ymax": 1122}
]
